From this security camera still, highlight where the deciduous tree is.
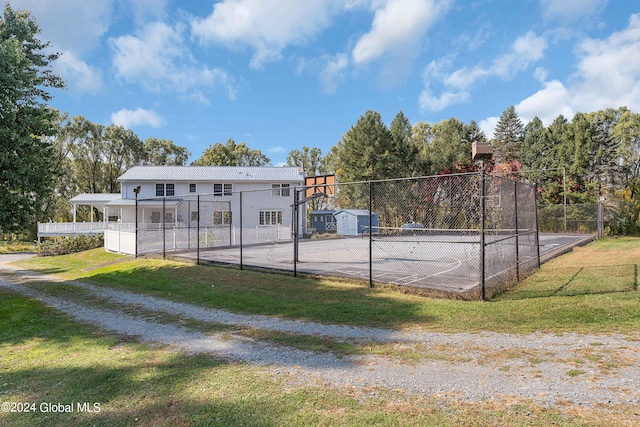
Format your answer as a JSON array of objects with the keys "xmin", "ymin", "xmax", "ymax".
[
  {"xmin": 192, "ymin": 139, "xmax": 270, "ymax": 166},
  {"xmin": 0, "ymin": 4, "xmax": 65, "ymax": 234}
]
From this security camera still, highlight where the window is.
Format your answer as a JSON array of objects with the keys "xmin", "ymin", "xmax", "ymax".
[
  {"xmin": 213, "ymin": 211, "xmax": 232, "ymax": 225},
  {"xmin": 214, "ymin": 183, "xmax": 232, "ymax": 196},
  {"xmin": 156, "ymin": 183, "xmax": 175, "ymax": 197},
  {"xmin": 190, "ymin": 212, "xmax": 198, "ymax": 222},
  {"xmin": 259, "ymin": 210, "xmax": 283, "ymax": 226},
  {"xmin": 189, "ymin": 183, "xmax": 196, "ymax": 193},
  {"xmin": 272, "ymin": 183, "xmax": 290, "ymax": 197}
]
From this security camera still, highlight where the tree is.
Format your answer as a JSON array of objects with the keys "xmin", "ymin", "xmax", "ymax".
[
  {"xmin": 0, "ymin": 4, "xmax": 65, "ymax": 234},
  {"xmin": 286, "ymin": 146, "xmax": 325, "ymax": 176},
  {"xmin": 144, "ymin": 137, "xmax": 190, "ymax": 166},
  {"xmin": 103, "ymin": 125, "xmax": 144, "ymax": 193},
  {"xmin": 411, "ymin": 121, "xmax": 434, "ymax": 175},
  {"xmin": 428, "ymin": 118, "xmax": 473, "ymax": 174},
  {"xmin": 192, "ymin": 139, "xmax": 270, "ymax": 166},
  {"xmin": 492, "ymin": 106, "xmax": 524, "ymax": 162}
]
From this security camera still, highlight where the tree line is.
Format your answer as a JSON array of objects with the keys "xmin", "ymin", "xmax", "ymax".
[{"xmin": 2, "ymin": 4, "xmax": 639, "ymax": 237}]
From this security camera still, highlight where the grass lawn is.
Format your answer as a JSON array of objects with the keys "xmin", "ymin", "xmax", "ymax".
[
  {"xmin": 1, "ymin": 281, "xmax": 638, "ymax": 426},
  {"xmin": 2, "ymin": 237, "xmax": 639, "ymax": 425},
  {"xmin": 12, "ymin": 237, "xmax": 640, "ymax": 335}
]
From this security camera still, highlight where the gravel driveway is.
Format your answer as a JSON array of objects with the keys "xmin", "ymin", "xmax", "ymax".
[{"xmin": 1, "ymin": 254, "xmax": 639, "ymax": 407}]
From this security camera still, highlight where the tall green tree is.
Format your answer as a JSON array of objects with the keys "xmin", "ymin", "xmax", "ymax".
[
  {"xmin": 428, "ymin": 118, "xmax": 474, "ymax": 174},
  {"xmin": 143, "ymin": 137, "xmax": 190, "ymax": 166},
  {"xmin": 411, "ymin": 121, "xmax": 434, "ymax": 175},
  {"xmin": 286, "ymin": 146, "xmax": 325, "ymax": 176},
  {"xmin": 389, "ymin": 111, "xmax": 418, "ymax": 177},
  {"xmin": 192, "ymin": 139, "xmax": 270, "ymax": 166},
  {"xmin": 335, "ymin": 110, "xmax": 391, "ymax": 207},
  {"xmin": 492, "ymin": 106, "xmax": 524, "ymax": 162},
  {"xmin": 0, "ymin": 4, "xmax": 64, "ymax": 234},
  {"xmin": 103, "ymin": 125, "xmax": 144, "ymax": 193}
]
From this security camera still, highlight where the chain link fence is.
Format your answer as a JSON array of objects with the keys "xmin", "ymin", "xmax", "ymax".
[{"xmin": 135, "ymin": 172, "xmax": 539, "ymax": 300}]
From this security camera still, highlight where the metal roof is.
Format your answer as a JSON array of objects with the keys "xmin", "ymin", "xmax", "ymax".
[
  {"xmin": 69, "ymin": 193, "xmax": 122, "ymax": 204},
  {"xmin": 118, "ymin": 166, "xmax": 304, "ymax": 182}
]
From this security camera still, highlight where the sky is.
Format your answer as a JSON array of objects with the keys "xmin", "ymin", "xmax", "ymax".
[{"xmin": 8, "ymin": 0, "xmax": 640, "ymax": 166}]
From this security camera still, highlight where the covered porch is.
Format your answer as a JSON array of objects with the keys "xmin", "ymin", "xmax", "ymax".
[{"xmin": 37, "ymin": 193, "xmax": 121, "ymax": 242}]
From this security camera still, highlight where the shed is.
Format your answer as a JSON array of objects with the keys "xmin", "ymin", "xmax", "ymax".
[
  {"xmin": 310, "ymin": 210, "xmax": 337, "ymax": 233},
  {"xmin": 334, "ymin": 209, "xmax": 379, "ymax": 236}
]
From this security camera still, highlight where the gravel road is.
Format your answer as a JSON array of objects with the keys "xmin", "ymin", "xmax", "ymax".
[{"xmin": 1, "ymin": 254, "xmax": 639, "ymax": 407}]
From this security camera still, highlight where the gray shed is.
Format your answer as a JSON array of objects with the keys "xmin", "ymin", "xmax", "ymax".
[
  {"xmin": 310, "ymin": 210, "xmax": 337, "ymax": 233},
  {"xmin": 334, "ymin": 209, "xmax": 379, "ymax": 236}
]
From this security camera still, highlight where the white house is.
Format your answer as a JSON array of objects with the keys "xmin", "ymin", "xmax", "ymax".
[{"xmin": 39, "ymin": 166, "xmax": 306, "ymax": 256}]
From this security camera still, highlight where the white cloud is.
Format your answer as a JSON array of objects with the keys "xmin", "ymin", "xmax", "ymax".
[
  {"xmin": 479, "ymin": 116, "xmax": 498, "ymax": 140},
  {"xmin": 479, "ymin": 14, "xmax": 640, "ymax": 134},
  {"xmin": 12, "ymin": 0, "xmax": 113, "ymax": 53},
  {"xmin": 110, "ymin": 22, "xmax": 236, "ymax": 101},
  {"xmin": 540, "ymin": 0, "xmax": 608, "ymax": 23},
  {"xmin": 320, "ymin": 53, "xmax": 349, "ymax": 94},
  {"xmin": 419, "ymin": 90, "xmax": 469, "ymax": 112},
  {"xmin": 516, "ymin": 80, "xmax": 574, "ymax": 125},
  {"xmin": 419, "ymin": 31, "xmax": 548, "ymax": 112},
  {"xmin": 127, "ymin": 0, "xmax": 170, "ymax": 25},
  {"xmin": 191, "ymin": 0, "xmax": 342, "ymax": 69},
  {"xmin": 352, "ymin": 0, "xmax": 452, "ymax": 64},
  {"xmin": 570, "ymin": 13, "xmax": 640, "ymax": 112},
  {"xmin": 111, "ymin": 108, "xmax": 165, "ymax": 129},
  {"xmin": 54, "ymin": 51, "xmax": 103, "ymax": 93},
  {"xmin": 534, "ymin": 67, "xmax": 548, "ymax": 82}
]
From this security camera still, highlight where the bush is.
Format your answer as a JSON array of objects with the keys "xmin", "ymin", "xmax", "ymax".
[{"xmin": 38, "ymin": 234, "xmax": 104, "ymax": 256}]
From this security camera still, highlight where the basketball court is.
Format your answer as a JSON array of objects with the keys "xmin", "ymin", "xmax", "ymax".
[{"xmin": 179, "ymin": 232, "xmax": 592, "ymax": 295}]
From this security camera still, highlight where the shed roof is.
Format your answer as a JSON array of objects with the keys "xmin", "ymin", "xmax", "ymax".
[
  {"xmin": 334, "ymin": 209, "xmax": 376, "ymax": 216},
  {"xmin": 118, "ymin": 166, "xmax": 304, "ymax": 183}
]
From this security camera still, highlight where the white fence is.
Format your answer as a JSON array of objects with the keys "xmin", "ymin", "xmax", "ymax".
[{"xmin": 38, "ymin": 222, "xmax": 105, "ymax": 235}]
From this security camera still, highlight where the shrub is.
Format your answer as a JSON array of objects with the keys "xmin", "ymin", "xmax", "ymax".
[{"xmin": 38, "ymin": 234, "xmax": 104, "ymax": 256}]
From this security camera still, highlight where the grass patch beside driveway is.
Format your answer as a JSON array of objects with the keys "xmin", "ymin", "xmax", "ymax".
[{"xmin": 13, "ymin": 237, "xmax": 640, "ymax": 335}]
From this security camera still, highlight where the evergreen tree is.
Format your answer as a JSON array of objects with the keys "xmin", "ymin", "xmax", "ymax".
[
  {"xmin": 389, "ymin": 111, "xmax": 418, "ymax": 177},
  {"xmin": 492, "ymin": 106, "xmax": 524, "ymax": 162}
]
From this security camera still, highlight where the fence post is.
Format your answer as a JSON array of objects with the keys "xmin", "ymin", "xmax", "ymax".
[
  {"xmin": 162, "ymin": 197, "xmax": 166, "ymax": 259},
  {"xmin": 534, "ymin": 183, "xmax": 541, "ymax": 268},
  {"xmin": 294, "ymin": 187, "xmax": 299, "ymax": 277},
  {"xmin": 514, "ymin": 180, "xmax": 520, "ymax": 282},
  {"xmin": 480, "ymin": 169, "xmax": 486, "ymax": 301},
  {"xmin": 369, "ymin": 181, "xmax": 373, "ymax": 288},
  {"xmin": 597, "ymin": 196, "xmax": 605, "ymax": 238},
  {"xmin": 197, "ymin": 195, "xmax": 200, "ymax": 265},
  {"xmin": 239, "ymin": 191, "xmax": 243, "ymax": 270}
]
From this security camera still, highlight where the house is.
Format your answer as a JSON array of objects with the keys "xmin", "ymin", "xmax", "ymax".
[
  {"xmin": 310, "ymin": 210, "xmax": 337, "ymax": 233},
  {"xmin": 39, "ymin": 166, "xmax": 305, "ymax": 255},
  {"xmin": 333, "ymin": 209, "xmax": 379, "ymax": 236}
]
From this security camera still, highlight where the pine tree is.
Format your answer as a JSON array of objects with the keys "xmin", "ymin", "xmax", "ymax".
[{"xmin": 492, "ymin": 106, "xmax": 524, "ymax": 162}]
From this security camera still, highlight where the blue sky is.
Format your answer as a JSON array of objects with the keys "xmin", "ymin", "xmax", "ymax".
[{"xmin": 10, "ymin": 0, "xmax": 640, "ymax": 165}]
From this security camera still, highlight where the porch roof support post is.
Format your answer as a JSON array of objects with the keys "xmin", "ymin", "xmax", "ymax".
[{"xmin": 73, "ymin": 203, "xmax": 77, "ymax": 223}]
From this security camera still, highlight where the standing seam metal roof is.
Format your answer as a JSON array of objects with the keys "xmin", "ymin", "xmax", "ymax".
[{"xmin": 118, "ymin": 166, "xmax": 304, "ymax": 182}]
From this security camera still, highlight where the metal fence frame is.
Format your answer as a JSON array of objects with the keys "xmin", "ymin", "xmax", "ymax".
[{"xmin": 135, "ymin": 172, "xmax": 540, "ymax": 300}]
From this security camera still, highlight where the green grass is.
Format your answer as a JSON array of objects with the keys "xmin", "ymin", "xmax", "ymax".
[
  {"xmin": 3, "ymin": 237, "xmax": 640, "ymax": 425},
  {"xmin": 13, "ymin": 237, "xmax": 640, "ymax": 335},
  {"xmin": 3, "ymin": 289, "xmax": 638, "ymax": 426}
]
